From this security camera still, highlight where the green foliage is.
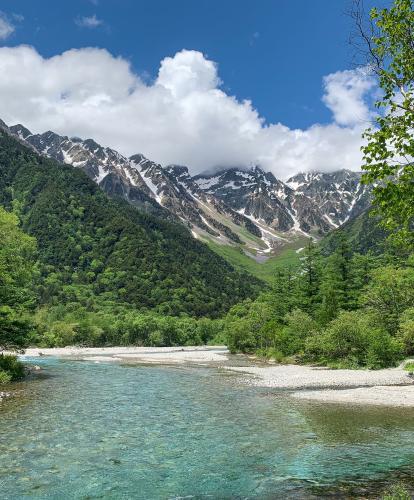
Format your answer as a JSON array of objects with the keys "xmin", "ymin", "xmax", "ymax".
[
  {"xmin": 382, "ymin": 483, "xmax": 412, "ymax": 500},
  {"xmin": 0, "ymin": 206, "xmax": 38, "ymax": 310},
  {"xmin": 0, "ymin": 370, "xmax": 11, "ymax": 384},
  {"xmin": 221, "ymin": 226, "xmax": 412, "ymax": 368},
  {"xmin": 361, "ymin": 0, "xmax": 414, "ymax": 248},
  {"xmin": 362, "ymin": 265, "xmax": 414, "ymax": 334},
  {"xmin": 0, "ymin": 130, "xmax": 261, "ymax": 321},
  {"xmin": 0, "ymin": 306, "xmax": 34, "ymax": 350},
  {"xmin": 275, "ymin": 309, "xmax": 318, "ymax": 357},
  {"xmin": 403, "ymin": 361, "xmax": 414, "ymax": 372},
  {"xmin": 0, "ymin": 206, "xmax": 37, "ymax": 350},
  {"xmin": 33, "ymin": 302, "xmax": 224, "ymax": 348},
  {"xmin": 305, "ymin": 311, "xmax": 403, "ymax": 369},
  {"xmin": 298, "ymin": 239, "xmax": 322, "ymax": 314},
  {"xmin": 204, "ymin": 238, "xmax": 302, "ymax": 284},
  {"xmin": 0, "ymin": 354, "xmax": 25, "ymax": 381},
  {"xmin": 224, "ymin": 299, "xmax": 278, "ymax": 353},
  {"xmin": 320, "ymin": 210, "xmax": 387, "ymax": 256},
  {"xmin": 398, "ymin": 308, "xmax": 414, "ymax": 355}
]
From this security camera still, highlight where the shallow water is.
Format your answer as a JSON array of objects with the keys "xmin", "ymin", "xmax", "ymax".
[{"xmin": 1, "ymin": 358, "xmax": 414, "ymax": 499}]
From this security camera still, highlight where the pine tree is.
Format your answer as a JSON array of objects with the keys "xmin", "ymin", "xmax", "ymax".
[{"xmin": 298, "ymin": 238, "xmax": 322, "ymax": 314}]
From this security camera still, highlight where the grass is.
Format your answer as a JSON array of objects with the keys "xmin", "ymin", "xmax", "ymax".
[
  {"xmin": 382, "ymin": 483, "xmax": 411, "ymax": 500},
  {"xmin": 205, "ymin": 239, "xmax": 304, "ymax": 283},
  {"xmin": 0, "ymin": 370, "xmax": 11, "ymax": 384},
  {"xmin": 403, "ymin": 361, "xmax": 414, "ymax": 372}
]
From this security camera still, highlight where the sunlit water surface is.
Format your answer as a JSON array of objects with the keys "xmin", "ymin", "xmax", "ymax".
[{"xmin": 1, "ymin": 357, "xmax": 414, "ymax": 499}]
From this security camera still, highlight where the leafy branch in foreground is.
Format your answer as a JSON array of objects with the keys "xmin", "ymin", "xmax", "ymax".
[{"xmin": 355, "ymin": 0, "xmax": 414, "ymax": 248}]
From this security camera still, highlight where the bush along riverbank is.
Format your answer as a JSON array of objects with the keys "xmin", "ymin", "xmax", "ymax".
[
  {"xmin": 0, "ymin": 354, "xmax": 26, "ymax": 384},
  {"xmin": 219, "ymin": 238, "xmax": 414, "ymax": 369}
]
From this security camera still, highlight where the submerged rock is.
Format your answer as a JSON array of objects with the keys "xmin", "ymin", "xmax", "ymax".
[{"xmin": 0, "ymin": 391, "xmax": 12, "ymax": 402}]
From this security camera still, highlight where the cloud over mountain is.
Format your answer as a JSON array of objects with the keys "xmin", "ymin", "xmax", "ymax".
[{"xmin": 0, "ymin": 46, "xmax": 376, "ymax": 178}]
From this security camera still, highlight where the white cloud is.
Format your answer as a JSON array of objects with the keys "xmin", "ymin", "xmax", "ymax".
[
  {"xmin": 0, "ymin": 45, "xmax": 376, "ymax": 179},
  {"xmin": 0, "ymin": 13, "xmax": 15, "ymax": 40},
  {"xmin": 322, "ymin": 67, "xmax": 375, "ymax": 127},
  {"xmin": 157, "ymin": 50, "xmax": 220, "ymax": 98},
  {"xmin": 12, "ymin": 14, "xmax": 24, "ymax": 23},
  {"xmin": 75, "ymin": 14, "xmax": 103, "ymax": 28}
]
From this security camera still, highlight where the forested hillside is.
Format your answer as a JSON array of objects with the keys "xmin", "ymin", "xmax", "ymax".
[
  {"xmin": 221, "ymin": 236, "xmax": 413, "ymax": 369},
  {"xmin": 0, "ymin": 130, "xmax": 261, "ymax": 320},
  {"xmin": 320, "ymin": 209, "xmax": 387, "ymax": 256}
]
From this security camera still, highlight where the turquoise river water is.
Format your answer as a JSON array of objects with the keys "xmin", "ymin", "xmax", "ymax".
[{"xmin": 1, "ymin": 357, "xmax": 414, "ymax": 499}]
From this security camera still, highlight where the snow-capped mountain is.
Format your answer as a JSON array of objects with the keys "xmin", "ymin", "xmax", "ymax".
[
  {"xmin": 129, "ymin": 155, "xmax": 253, "ymax": 243},
  {"xmin": 193, "ymin": 167, "xmax": 332, "ymax": 235},
  {"xmin": 9, "ymin": 124, "xmax": 168, "ymax": 219},
  {"xmin": 7, "ymin": 123, "xmax": 262, "ymax": 245},
  {"xmin": 4, "ymin": 120, "xmax": 371, "ymax": 257},
  {"xmin": 286, "ymin": 170, "xmax": 371, "ymax": 228}
]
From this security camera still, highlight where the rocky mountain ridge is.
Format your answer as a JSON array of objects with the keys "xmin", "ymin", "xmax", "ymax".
[{"xmin": 4, "ymin": 120, "xmax": 371, "ymax": 257}]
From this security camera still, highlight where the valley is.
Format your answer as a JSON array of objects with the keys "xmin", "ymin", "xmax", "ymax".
[{"xmin": 0, "ymin": 1, "xmax": 413, "ymax": 497}]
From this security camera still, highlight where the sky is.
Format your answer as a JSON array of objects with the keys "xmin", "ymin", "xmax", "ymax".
[{"xmin": 0, "ymin": 0, "xmax": 388, "ymax": 178}]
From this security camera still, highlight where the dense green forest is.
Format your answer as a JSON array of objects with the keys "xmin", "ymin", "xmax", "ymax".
[
  {"xmin": 0, "ymin": 130, "xmax": 261, "ymax": 315},
  {"xmin": 221, "ymin": 235, "xmax": 413, "ymax": 368},
  {"xmin": 0, "ymin": 129, "xmax": 261, "ymax": 379},
  {"xmin": 1, "ymin": 130, "xmax": 412, "ymax": 372}
]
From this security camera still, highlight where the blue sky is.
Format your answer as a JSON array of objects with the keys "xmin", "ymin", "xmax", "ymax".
[
  {"xmin": 0, "ymin": 0, "xmax": 383, "ymax": 128},
  {"xmin": 0, "ymin": 0, "xmax": 385, "ymax": 177}
]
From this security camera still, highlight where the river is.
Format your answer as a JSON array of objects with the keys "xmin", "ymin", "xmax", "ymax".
[{"xmin": 1, "ymin": 357, "xmax": 414, "ymax": 498}]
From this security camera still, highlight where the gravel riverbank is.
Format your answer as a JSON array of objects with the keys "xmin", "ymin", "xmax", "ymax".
[
  {"xmin": 18, "ymin": 347, "xmax": 414, "ymax": 407},
  {"xmin": 22, "ymin": 346, "xmax": 229, "ymax": 364},
  {"xmin": 225, "ymin": 364, "xmax": 414, "ymax": 407}
]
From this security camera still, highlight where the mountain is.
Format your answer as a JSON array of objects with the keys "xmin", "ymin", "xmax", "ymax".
[
  {"xmin": 6, "ymin": 121, "xmax": 372, "ymax": 259},
  {"xmin": 9, "ymin": 124, "xmax": 169, "ymax": 220},
  {"xmin": 0, "ymin": 124, "xmax": 261, "ymax": 317},
  {"xmin": 286, "ymin": 170, "xmax": 371, "ymax": 228},
  {"xmin": 320, "ymin": 209, "xmax": 387, "ymax": 256},
  {"xmin": 193, "ymin": 167, "xmax": 332, "ymax": 238}
]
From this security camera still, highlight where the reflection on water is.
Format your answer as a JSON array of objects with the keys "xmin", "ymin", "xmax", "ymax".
[{"xmin": 0, "ymin": 357, "xmax": 414, "ymax": 499}]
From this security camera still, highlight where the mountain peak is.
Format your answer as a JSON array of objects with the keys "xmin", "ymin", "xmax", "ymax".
[
  {"xmin": 10, "ymin": 124, "xmax": 33, "ymax": 140},
  {"xmin": 165, "ymin": 164, "xmax": 190, "ymax": 177}
]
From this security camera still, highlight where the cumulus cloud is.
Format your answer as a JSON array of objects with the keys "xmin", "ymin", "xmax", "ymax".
[
  {"xmin": 0, "ymin": 13, "xmax": 15, "ymax": 40},
  {"xmin": 75, "ymin": 14, "xmax": 103, "ymax": 28},
  {"xmin": 0, "ymin": 45, "xmax": 376, "ymax": 178},
  {"xmin": 322, "ymin": 67, "xmax": 376, "ymax": 127}
]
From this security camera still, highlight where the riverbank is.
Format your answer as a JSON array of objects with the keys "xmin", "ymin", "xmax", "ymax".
[
  {"xmin": 225, "ymin": 363, "xmax": 414, "ymax": 407},
  {"xmin": 18, "ymin": 347, "xmax": 414, "ymax": 407},
  {"xmin": 22, "ymin": 346, "xmax": 230, "ymax": 364}
]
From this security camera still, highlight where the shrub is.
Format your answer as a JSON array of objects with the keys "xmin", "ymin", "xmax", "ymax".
[
  {"xmin": 364, "ymin": 328, "xmax": 403, "ymax": 369},
  {"xmin": 0, "ymin": 306, "xmax": 33, "ymax": 350},
  {"xmin": 398, "ymin": 308, "xmax": 414, "ymax": 356},
  {"xmin": 0, "ymin": 354, "xmax": 25, "ymax": 381},
  {"xmin": 0, "ymin": 370, "xmax": 11, "ymax": 384},
  {"xmin": 224, "ymin": 299, "xmax": 277, "ymax": 353},
  {"xmin": 225, "ymin": 318, "xmax": 257, "ymax": 353},
  {"xmin": 305, "ymin": 311, "xmax": 403, "ymax": 368},
  {"xmin": 256, "ymin": 347, "xmax": 286, "ymax": 363},
  {"xmin": 382, "ymin": 483, "xmax": 411, "ymax": 500},
  {"xmin": 362, "ymin": 266, "xmax": 414, "ymax": 334},
  {"xmin": 274, "ymin": 309, "xmax": 318, "ymax": 356}
]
